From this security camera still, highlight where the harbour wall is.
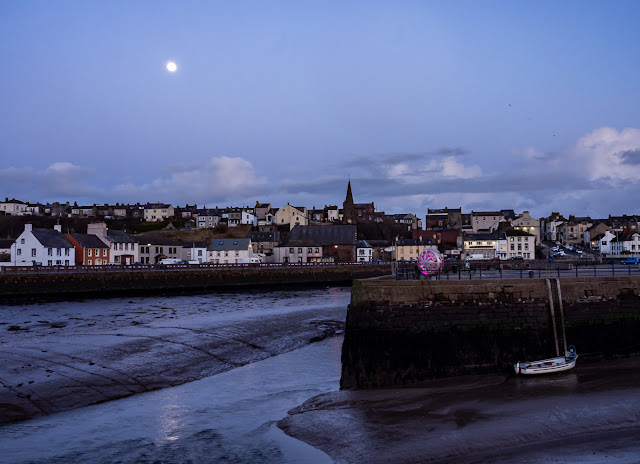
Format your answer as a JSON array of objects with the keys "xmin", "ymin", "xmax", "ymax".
[
  {"xmin": 341, "ymin": 277, "xmax": 640, "ymax": 389},
  {"xmin": 0, "ymin": 264, "xmax": 392, "ymax": 300}
]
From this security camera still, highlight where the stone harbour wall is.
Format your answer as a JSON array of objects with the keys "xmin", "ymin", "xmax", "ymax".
[
  {"xmin": 341, "ymin": 277, "xmax": 640, "ymax": 389},
  {"xmin": 0, "ymin": 264, "xmax": 392, "ymax": 300}
]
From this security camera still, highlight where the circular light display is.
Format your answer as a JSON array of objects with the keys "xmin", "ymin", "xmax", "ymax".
[{"xmin": 417, "ymin": 248, "xmax": 444, "ymax": 276}]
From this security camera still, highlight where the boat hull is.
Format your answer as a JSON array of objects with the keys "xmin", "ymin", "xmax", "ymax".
[{"xmin": 514, "ymin": 355, "xmax": 578, "ymax": 375}]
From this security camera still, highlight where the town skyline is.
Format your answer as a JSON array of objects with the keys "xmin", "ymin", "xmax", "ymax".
[{"xmin": 2, "ymin": 2, "xmax": 640, "ymax": 218}]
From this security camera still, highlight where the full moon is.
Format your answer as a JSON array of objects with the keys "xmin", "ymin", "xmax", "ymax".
[{"xmin": 166, "ymin": 61, "xmax": 177, "ymax": 72}]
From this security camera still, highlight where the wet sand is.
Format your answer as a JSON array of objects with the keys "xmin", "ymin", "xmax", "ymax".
[
  {"xmin": 279, "ymin": 358, "xmax": 640, "ymax": 463},
  {"xmin": 0, "ymin": 289, "xmax": 350, "ymax": 424}
]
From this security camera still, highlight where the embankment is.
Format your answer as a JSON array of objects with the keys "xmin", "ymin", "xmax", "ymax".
[
  {"xmin": 0, "ymin": 264, "xmax": 391, "ymax": 300},
  {"xmin": 341, "ymin": 277, "xmax": 640, "ymax": 388}
]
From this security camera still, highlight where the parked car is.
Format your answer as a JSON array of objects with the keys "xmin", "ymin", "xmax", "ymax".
[{"xmin": 621, "ymin": 258, "xmax": 640, "ymax": 265}]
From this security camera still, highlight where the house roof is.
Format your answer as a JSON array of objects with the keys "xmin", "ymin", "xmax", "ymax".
[
  {"xmin": 396, "ymin": 238, "xmax": 436, "ymax": 246},
  {"xmin": 503, "ymin": 229, "xmax": 534, "ymax": 237},
  {"xmin": 106, "ymin": 230, "xmax": 136, "ymax": 243},
  {"xmin": 32, "ymin": 229, "xmax": 74, "ymax": 248},
  {"xmin": 282, "ymin": 225, "xmax": 357, "ymax": 246},
  {"xmin": 145, "ymin": 203, "xmax": 172, "ymax": 209},
  {"xmin": 464, "ymin": 233, "xmax": 500, "ymax": 240},
  {"xmin": 68, "ymin": 234, "xmax": 109, "ymax": 249},
  {"xmin": 179, "ymin": 241, "xmax": 208, "ymax": 248},
  {"xmin": 357, "ymin": 240, "xmax": 372, "ymax": 248},
  {"xmin": 207, "ymin": 238, "xmax": 251, "ymax": 251}
]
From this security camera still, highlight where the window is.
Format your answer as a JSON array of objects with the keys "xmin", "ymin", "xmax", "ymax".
[
  {"xmin": 48, "ymin": 248, "xmax": 52, "ymax": 256},
  {"xmin": 88, "ymin": 259, "xmax": 92, "ymax": 265},
  {"xmin": 103, "ymin": 249, "xmax": 107, "ymax": 256},
  {"xmin": 198, "ymin": 250, "xmax": 202, "ymax": 256},
  {"xmin": 315, "ymin": 248, "xmax": 319, "ymax": 253},
  {"xmin": 510, "ymin": 244, "xmax": 514, "ymax": 251},
  {"xmin": 225, "ymin": 251, "xmax": 228, "ymax": 257},
  {"xmin": 65, "ymin": 260, "xmax": 69, "ymax": 265},
  {"xmin": 235, "ymin": 251, "xmax": 239, "ymax": 257},
  {"xmin": 48, "ymin": 260, "xmax": 52, "ymax": 266},
  {"xmin": 32, "ymin": 248, "xmax": 36, "ymax": 257},
  {"xmin": 21, "ymin": 238, "xmax": 25, "ymax": 244},
  {"xmin": 289, "ymin": 248, "xmax": 294, "ymax": 253},
  {"xmin": 88, "ymin": 249, "xmax": 92, "ymax": 257},
  {"xmin": 17, "ymin": 249, "xmax": 21, "ymax": 256},
  {"xmin": 217, "ymin": 251, "xmax": 221, "ymax": 257},
  {"xmin": 233, "ymin": 241, "xmax": 238, "ymax": 245},
  {"xmin": 219, "ymin": 241, "xmax": 223, "ymax": 245},
  {"xmin": 308, "ymin": 248, "xmax": 312, "ymax": 253},
  {"xmin": 65, "ymin": 249, "xmax": 69, "ymax": 256},
  {"xmin": 57, "ymin": 248, "xmax": 61, "ymax": 256},
  {"xmin": 298, "ymin": 248, "xmax": 302, "ymax": 253}
]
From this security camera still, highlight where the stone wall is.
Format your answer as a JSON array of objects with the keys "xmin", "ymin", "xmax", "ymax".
[
  {"xmin": 341, "ymin": 277, "xmax": 640, "ymax": 389},
  {"xmin": 0, "ymin": 265, "xmax": 392, "ymax": 300}
]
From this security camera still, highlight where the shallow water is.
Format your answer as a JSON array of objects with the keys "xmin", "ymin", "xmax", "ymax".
[{"xmin": 1, "ymin": 336, "xmax": 343, "ymax": 464}]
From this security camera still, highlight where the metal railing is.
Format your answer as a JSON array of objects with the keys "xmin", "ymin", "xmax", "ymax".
[
  {"xmin": 396, "ymin": 262, "xmax": 640, "ymax": 281},
  {"xmin": 0, "ymin": 261, "xmax": 391, "ymax": 275}
]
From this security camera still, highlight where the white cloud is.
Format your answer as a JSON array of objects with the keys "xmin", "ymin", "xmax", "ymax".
[
  {"xmin": 570, "ymin": 127, "xmax": 640, "ymax": 181},
  {"xmin": 440, "ymin": 156, "xmax": 482, "ymax": 179}
]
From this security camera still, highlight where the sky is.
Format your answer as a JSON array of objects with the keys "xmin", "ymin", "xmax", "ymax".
[{"xmin": 2, "ymin": 1, "xmax": 640, "ymax": 219}]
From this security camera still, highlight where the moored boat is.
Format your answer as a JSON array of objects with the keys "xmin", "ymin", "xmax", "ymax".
[{"xmin": 515, "ymin": 346, "xmax": 578, "ymax": 375}]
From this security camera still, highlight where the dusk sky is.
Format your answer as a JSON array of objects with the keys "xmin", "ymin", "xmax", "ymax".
[{"xmin": 2, "ymin": 1, "xmax": 640, "ymax": 219}]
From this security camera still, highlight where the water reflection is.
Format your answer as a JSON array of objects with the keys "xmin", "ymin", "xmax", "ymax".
[{"xmin": 2, "ymin": 337, "xmax": 343, "ymax": 464}]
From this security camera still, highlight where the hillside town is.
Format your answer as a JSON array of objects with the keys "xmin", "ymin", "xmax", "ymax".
[{"xmin": 1, "ymin": 182, "xmax": 639, "ymax": 268}]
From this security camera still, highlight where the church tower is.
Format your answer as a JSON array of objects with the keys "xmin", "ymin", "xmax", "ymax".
[{"xmin": 342, "ymin": 180, "xmax": 356, "ymax": 224}]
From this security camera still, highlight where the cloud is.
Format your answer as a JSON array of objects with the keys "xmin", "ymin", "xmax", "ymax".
[
  {"xmin": 115, "ymin": 156, "xmax": 271, "ymax": 205},
  {"xmin": 1, "ymin": 128, "xmax": 639, "ymax": 219}
]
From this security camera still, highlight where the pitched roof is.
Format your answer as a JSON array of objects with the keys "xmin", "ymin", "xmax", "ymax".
[
  {"xmin": 106, "ymin": 230, "xmax": 136, "ymax": 243},
  {"xmin": 32, "ymin": 229, "xmax": 74, "ymax": 248},
  {"xmin": 207, "ymin": 238, "xmax": 251, "ymax": 251},
  {"xmin": 464, "ymin": 233, "xmax": 500, "ymax": 240},
  {"xmin": 357, "ymin": 240, "xmax": 372, "ymax": 248},
  {"xmin": 68, "ymin": 234, "xmax": 109, "ymax": 249},
  {"xmin": 283, "ymin": 225, "xmax": 357, "ymax": 246},
  {"xmin": 179, "ymin": 241, "xmax": 208, "ymax": 248}
]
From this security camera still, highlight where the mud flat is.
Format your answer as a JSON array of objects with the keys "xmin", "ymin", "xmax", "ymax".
[
  {"xmin": 279, "ymin": 358, "xmax": 640, "ymax": 463},
  {"xmin": 0, "ymin": 288, "xmax": 350, "ymax": 424}
]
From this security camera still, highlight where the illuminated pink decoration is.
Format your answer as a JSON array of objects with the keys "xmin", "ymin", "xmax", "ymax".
[{"xmin": 417, "ymin": 248, "xmax": 444, "ymax": 275}]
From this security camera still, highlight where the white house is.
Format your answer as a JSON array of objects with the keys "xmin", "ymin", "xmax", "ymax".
[
  {"xmin": 611, "ymin": 232, "xmax": 640, "ymax": 256},
  {"xmin": 592, "ymin": 231, "xmax": 616, "ymax": 255},
  {"xmin": 504, "ymin": 230, "xmax": 535, "ymax": 260},
  {"xmin": 1, "ymin": 198, "xmax": 28, "ymax": 216},
  {"xmin": 181, "ymin": 241, "xmax": 208, "ymax": 263},
  {"xmin": 11, "ymin": 224, "xmax": 75, "ymax": 266},
  {"xmin": 356, "ymin": 240, "xmax": 373, "ymax": 262},
  {"xmin": 207, "ymin": 238, "xmax": 253, "ymax": 264}
]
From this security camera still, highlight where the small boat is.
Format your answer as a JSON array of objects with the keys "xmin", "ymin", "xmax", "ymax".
[{"xmin": 514, "ymin": 346, "xmax": 578, "ymax": 375}]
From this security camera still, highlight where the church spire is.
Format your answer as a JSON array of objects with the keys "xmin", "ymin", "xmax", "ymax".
[{"xmin": 342, "ymin": 180, "xmax": 356, "ymax": 224}]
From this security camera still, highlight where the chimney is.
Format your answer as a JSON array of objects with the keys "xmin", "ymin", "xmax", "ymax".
[
  {"xmin": 54, "ymin": 225, "xmax": 62, "ymax": 232},
  {"xmin": 24, "ymin": 223, "xmax": 32, "ymax": 232}
]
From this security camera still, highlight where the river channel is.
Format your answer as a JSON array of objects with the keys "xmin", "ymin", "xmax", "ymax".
[{"xmin": 2, "ymin": 287, "xmax": 640, "ymax": 463}]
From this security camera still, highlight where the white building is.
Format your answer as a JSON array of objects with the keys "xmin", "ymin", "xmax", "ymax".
[
  {"xmin": 11, "ymin": 224, "xmax": 75, "ymax": 266},
  {"xmin": 592, "ymin": 231, "xmax": 616, "ymax": 255},
  {"xmin": 1, "ymin": 198, "xmax": 28, "ymax": 216},
  {"xmin": 207, "ymin": 238, "xmax": 253, "ymax": 264},
  {"xmin": 181, "ymin": 241, "xmax": 208, "ymax": 263},
  {"xmin": 356, "ymin": 240, "xmax": 373, "ymax": 262},
  {"xmin": 504, "ymin": 230, "xmax": 535, "ymax": 260},
  {"xmin": 611, "ymin": 232, "xmax": 640, "ymax": 256}
]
